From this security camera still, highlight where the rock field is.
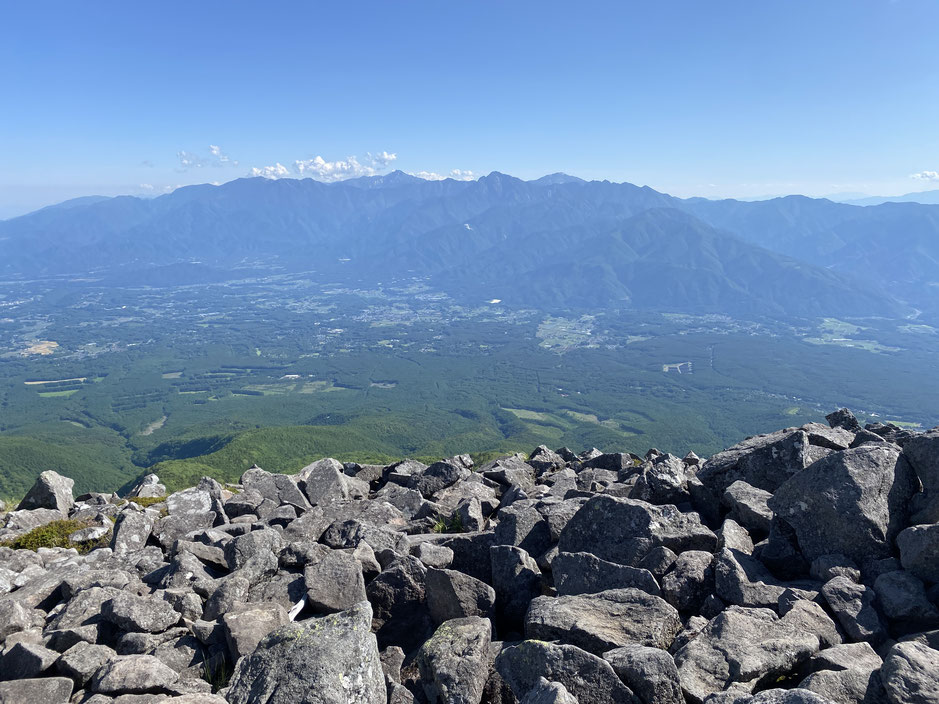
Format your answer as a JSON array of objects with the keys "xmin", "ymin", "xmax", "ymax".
[{"xmin": 1, "ymin": 408, "xmax": 938, "ymax": 704}]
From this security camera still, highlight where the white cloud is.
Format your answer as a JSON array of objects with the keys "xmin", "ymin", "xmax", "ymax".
[
  {"xmin": 293, "ymin": 152, "xmax": 397, "ymax": 181},
  {"xmin": 911, "ymin": 170, "xmax": 939, "ymax": 181},
  {"xmin": 410, "ymin": 169, "xmax": 478, "ymax": 182},
  {"xmin": 250, "ymin": 163, "xmax": 291, "ymax": 179},
  {"xmin": 178, "ymin": 145, "xmax": 238, "ymax": 171},
  {"xmin": 138, "ymin": 183, "xmax": 154, "ymax": 191}
]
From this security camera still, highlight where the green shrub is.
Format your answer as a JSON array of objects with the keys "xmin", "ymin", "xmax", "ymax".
[{"xmin": 0, "ymin": 518, "xmax": 111, "ymax": 553}]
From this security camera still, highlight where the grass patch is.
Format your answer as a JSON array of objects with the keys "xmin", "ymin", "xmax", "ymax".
[
  {"xmin": 38, "ymin": 389, "xmax": 79, "ymax": 398},
  {"xmin": 126, "ymin": 495, "xmax": 167, "ymax": 508},
  {"xmin": 0, "ymin": 518, "xmax": 110, "ymax": 553}
]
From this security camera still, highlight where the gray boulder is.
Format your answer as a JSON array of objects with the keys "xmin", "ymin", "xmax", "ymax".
[
  {"xmin": 56, "ymin": 641, "xmax": 117, "ymax": 687},
  {"xmin": 714, "ymin": 547, "xmax": 789, "ymax": 608},
  {"xmin": 304, "ymin": 547, "xmax": 367, "ymax": 613},
  {"xmin": 603, "ymin": 645, "xmax": 683, "ymax": 704},
  {"xmin": 496, "ymin": 640, "xmax": 637, "ymax": 704},
  {"xmin": 873, "ymin": 570, "xmax": 939, "ymax": 629},
  {"xmin": 881, "ymin": 641, "xmax": 939, "ymax": 704},
  {"xmin": 0, "ymin": 641, "xmax": 59, "ymax": 680},
  {"xmin": 111, "ymin": 508, "xmax": 155, "ymax": 555},
  {"xmin": 673, "ymin": 606, "xmax": 821, "ymax": 702},
  {"xmin": 519, "ymin": 678, "xmax": 579, "ymax": 703},
  {"xmin": 552, "ymin": 551, "xmax": 660, "ymax": 597},
  {"xmin": 490, "ymin": 545, "xmax": 542, "ymax": 629},
  {"xmin": 226, "ymin": 601, "xmax": 385, "ymax": 704},
  {"xmin": 417, "ymin": 616, "xmax": 492, "ymax": 704},
  {"xmin": 91, "ymin": 654, "xmax": 180, "ymax": 694},
  {"xmin": 127, "ymin": 473, "xmax": 166, "ymax": 499},
  {"xmin": 16, "ymin": 470, "xmax": 75, "ymax": 514},
  {"xmin": 821, "ymin": 577, "xmax": 886, "ymax": 645},
  {"xmin": 102, "ymin": 592, "xmax": 180, "ymax": 633},
  {"xmin": 297, "ymin": 458, "xmax": 352, "ymax": 506},
  {"xmin": 768, "ymin": 446, "xmax": 918, "ymax": 564},
  {"xmin": 901, "ymin": 430, "xmax": 939, "ymax": 524},
  {"xmin": 558, "ymin": 495, "xmax": 716, "ymax": 567},
  {"xmin": 897, "ymin": 525, "xmax": 939, "ymax": 583},
  {"xmin": 222, "ymin": 602, "xmax": 289, "ymax": 660},
  {"xmin": 722, "ymin": 481, "xmax": 773, "ymax": 536},
  {"xmin": 696, "ymin": 429, "xmax": 812, "ymax": 501},
  {"xmin": 798, "ymin": 642, "xmax": 886, "ymax": 704},
  {"xmin": 0, "ymin": 677, "xmax": 73, "ymax": 704},
  {"xmin": 661, "ymin": 550, "xmax": 714, "ymax": 612},
  {"xmin": 366, "ymin": 555, "xmax": 433, "ymax": 652},
  {"xmin": 526, "ymin": 588, "xmax": 681, "ymax": 654},
  {"xmin": 425, "ymin": 568, "xmax": 496, "ymax": 625}
]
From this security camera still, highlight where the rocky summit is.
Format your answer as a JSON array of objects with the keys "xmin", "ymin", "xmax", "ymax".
[{"xmin": 1, "ymin": 410, "xmax": 938, "ymax": 704}]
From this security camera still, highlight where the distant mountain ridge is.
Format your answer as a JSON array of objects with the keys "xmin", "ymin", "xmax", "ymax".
[{"xmin": 2, "ymin": 171, "xmax": 937, "ymax": 319}]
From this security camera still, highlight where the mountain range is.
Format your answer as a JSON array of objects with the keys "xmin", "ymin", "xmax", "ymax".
[{"xmin": 2, "ymin": 171, "xmax": 938, "ymax": 320}]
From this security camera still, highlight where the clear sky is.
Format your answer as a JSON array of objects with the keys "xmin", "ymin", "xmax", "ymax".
[{"xmin": 2, "ymin": 0, "xmax": 938, "ymax": 217}]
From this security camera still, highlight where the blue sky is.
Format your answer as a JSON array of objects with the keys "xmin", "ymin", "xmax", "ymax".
[{"xmin": 2, "ymin": 0, "xmax": 938, "ymax": 217}]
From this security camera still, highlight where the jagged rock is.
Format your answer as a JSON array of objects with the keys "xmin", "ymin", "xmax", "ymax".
[
  {"xmin": 810, "ymin": 555, "xmax": 861, "ymax": 584},
  {"xmin": 303, "ymin": 547, "xmax": 367, "ymax": 613},
  {"xmin": 603, "ymin": 645, "xmax": 682, "ymax": 704},
  {"xmin": 873, "ymin": 570, "xmax": 939, "ymax": 630},
  {"xmin": 417, "ymin": 616, "xmax": 492, "ymax": 704},
  {"xmin": 494, "ymin": 503, "xmax": 552, "ymax": 558},
  {"xmin": 490, "ymin": 545, "xmax": 542, "ymax": 629},
  {"xmin": 526, "ymin": 588, "xmax": 681, "ymax": 654},
  {"xmin": 496, "ymin": 640, "xmax": 637, "ymax": 704},
  {"xmin": 768, "ymin": 446, "xmax": 918, "ymax": 564},
  {"xmin": 722, "ymin": 481, "xmax": 773, "ymax": 536},
  {"xmin": 529, "ymin": 446, "xmax": 566, "ymax": 473},
  {"xmin": 410, "ymin": 459, "xmax": 473, "ymax": 499},
  {"xmin": 0, "ymin": 677, "xmax": 73, "ymax": 704},
  {"xmin": 0, "ymin": 641, "xmax": 59, "ymax": 680},
  {"xmin": 630, "ymin": 455, "xmax": 690, "ymax": 505},
  {"xmin": 57, "ymin": 641, "xmax": 117, "ymax": 687},
  {"xmin": 902, "ymin": 430, "xmax": 939, "ymax": 524},
  {"xmin": 17, "ymin": 470, "xmax": 75, "ymax": 514},
  {"xmin": 225, "ymin": 527, "xmax": 284, "ymax": 570},
  {"xmin": 661, "ymin": 551, "xmax": 714, "ymax": 612},
  {"xmin": 881, "ymin": 641, "xmax": 939, "ymax": 704},
  {"xmin": 483, "ymin": 454, "xmax": 537, "ymax": 491},
  {"xmin": 110, "ymin": 509, "xmax": 156, "ymax": 555},
  {"xmin": 821, "ymin": 577, "xmax": 886, "ymax": 645},
  {"xmin": 226, "ymin": 602, "xmax": 385, "ymax": 704},
  {"xmin": 897, "ymin": 525, "xmax": 939, "ymax": 583},
  {"xmin": 696, "ymin": 429, "xmax": 812, "ymax": 501},
  {"xmin": 103, "ymin": 591, "xmax": 180, "ymax": 633},
  {"xmin": 91, "ymin": 654, "xmax": 180, "ymax": 694},
  {"xmin": 558, "ymin": 495, "xmax": 716, "ymax": 568},
  {"xmin": 425, "ymin": 568, "xmax": 496, "ymax": 625},
  {"xmin": 412, "ymin": 542, "xmax": 454, "ymax": 569},
  {"xmin": 367, "ymin": 555, "xmax": 433, "ymax": 652},
  {"xmin": 827, "ymin": 408, "xmax": 862, "ymax": 432},
  {"xmin": 441, "ymin": 532, "xmax": 496, "ymax": 583},
  {"xmin": 638, "ymin": 546, "xmax": 679, "ymax": 579},
  {"xmin": 296, "ymin": 457, "xmax": 351, "ymax": 506},
  {"xmin": 158, "ymin": 487, "xmax": 219, "ymax": 548},
  {"xmin": 673, "ymin": 605, "xmax": 821, "ymax": 702},
  {"xmin": 798, "ymin": 642, "xmax": 886, "ymax": 704},
  {"xmin": 552, "ymin": 551, "xmax": 660, "ymax": 597},
  {"xmin": 127, "ymin": 474, "xmax": 167, "ymax": 499},
  {"xmin": 540, "ymin": 498, "xmax": 589, "ymax": 542},
  {"xmin": 241, "ymin": 466, "xmax": 310, "ymax": 513},
  {"xmin": 519, "ymin": 678, "xmax": 579, "ymax": 703},
  {"xmin": 0, "ymin": 599, "xmax": 43, "ymax": 640},
  {"xmin": 779, "ymin": 596, "xmax": 842, "ymax": 649},
  {"xmin": 714, "ymin": 547, "xmax": 790, "ymax": 608},
  {"xmin": 222, "ymin": 602, "xmax": 289, "ymax": 660}
]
